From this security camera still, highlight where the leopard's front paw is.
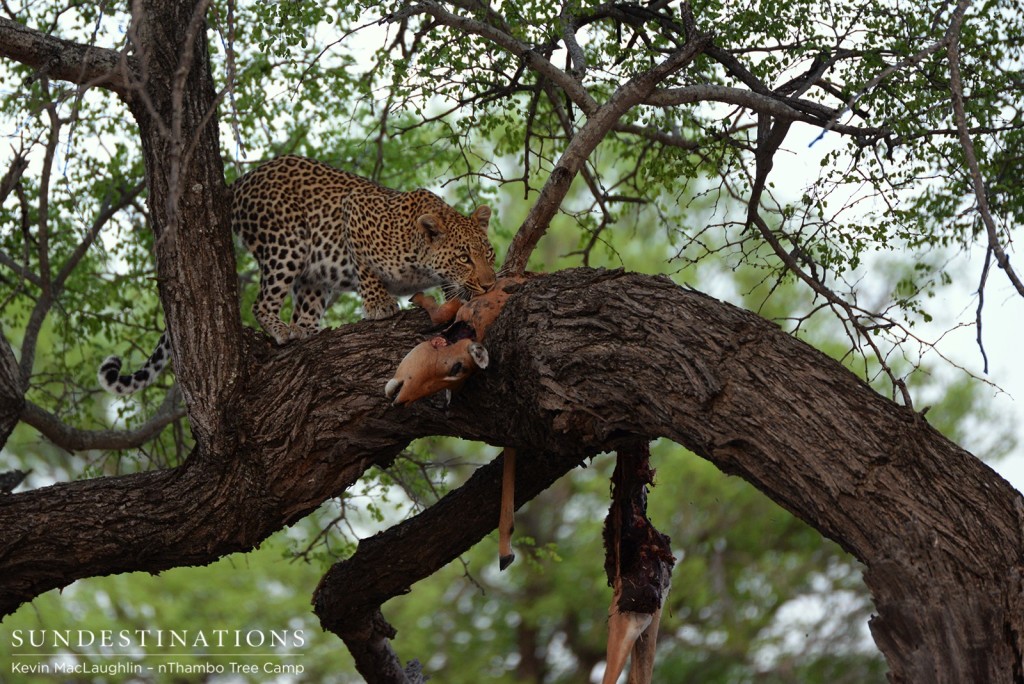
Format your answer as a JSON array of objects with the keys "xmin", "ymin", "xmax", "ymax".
[
  {"xmin": 363, "ymin": 302, "xmax": 401, "ymax": 321},
  {"xmin": 288, "ymin": 324, "xmax": 315, "ymax": 341},
  {"xmin": 269, "ymin": 329, "xmax": 291, "ymax": 345}
]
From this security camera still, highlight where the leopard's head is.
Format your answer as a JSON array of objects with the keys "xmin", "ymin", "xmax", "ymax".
[{"xmin": 414, "ymin": 196, "xmax": 496, "ymax": 298}]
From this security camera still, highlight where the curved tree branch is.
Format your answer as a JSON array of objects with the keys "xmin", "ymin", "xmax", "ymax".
[
  {"xmin": 19, "ymin": 387, "xmax": 185, "ymax": 453},
  {"xmin": 643, "ymin": 83, "xmax": 887, "ymax": 139},
  {"xmin": 504, "ymin": 10, "xmax": 712, "ymax": 274},
  {"xmin": 646, "ymin": 84, "xmax": 813, "ymax": 120}
]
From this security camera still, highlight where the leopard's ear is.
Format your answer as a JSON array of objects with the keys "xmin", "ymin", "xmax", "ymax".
[
  {"xmin": 417, "ymin": 214, "xmax": 447, "ymax": 244},
  {"xmin": 471, "ymin": 205, "xmax": 491, "ymax": 228}
]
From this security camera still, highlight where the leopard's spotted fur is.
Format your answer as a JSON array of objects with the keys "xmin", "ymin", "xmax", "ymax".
[
  {"xmin": 98, "ymin": 155, "xmax": 496, "ymax": 395},
  {"xmin": 234, "ymin": 155, "xmax": 496, "ymax": 342}
]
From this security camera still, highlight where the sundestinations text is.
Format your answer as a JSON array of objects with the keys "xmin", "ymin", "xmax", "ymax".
[{"xmin": 10, "ymin": 629, "xmax": 305, "ymax": 649}]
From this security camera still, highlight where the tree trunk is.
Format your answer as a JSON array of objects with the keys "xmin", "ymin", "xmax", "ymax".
[{"xmin": 125, "ymin": 0, "xmax": 242, "ymax": 454}]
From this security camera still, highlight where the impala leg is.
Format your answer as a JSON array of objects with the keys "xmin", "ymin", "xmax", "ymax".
[
  {"xmin": 602, "ymin": 605, "xmax": 653, "ymax": 684},
  {"xmin": 498, "ymin": 447, "xmax": 516, "ymax": 570},
  {"xmin": 625, "ymin": 602, "xmax": 665, "ymax": 684}
]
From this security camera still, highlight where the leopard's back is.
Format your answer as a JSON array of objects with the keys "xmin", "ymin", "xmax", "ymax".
[{"xmin": 231, "ymin": 155, "xmax": 393, "ymax": 250}]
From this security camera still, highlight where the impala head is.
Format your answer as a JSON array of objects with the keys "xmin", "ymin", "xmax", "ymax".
[{"xmin": 385, "ymin": 337, "xmax": 489, "ymax": 406}]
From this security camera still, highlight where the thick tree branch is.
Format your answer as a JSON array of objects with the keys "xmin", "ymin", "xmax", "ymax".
[
  {"xmin": 643, "ymin": 83, "xmax": 885, "ymax": 138},
  {"xmin": 126, "ymin": 0, "xmax": 241, "ymax": 453},
  {"xmin": 559, "ymin": 0, "xmax": 589, "ymax": 79},
  {"xmin": 0, "ymin": 323, "xmax": 412, "ymax": 614},
  {"xmin": 646, "ymin": 83, "xmax": 807, "ymax": 118},
  {"xmin": 0, "ymin": 16, "xmax": 136, "ymax": 96},
  {"xmin": 1, "ymin": 269, "xmax": 1022, "ymax": 681}
]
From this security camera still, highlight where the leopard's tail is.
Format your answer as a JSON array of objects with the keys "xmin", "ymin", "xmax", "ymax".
[{"xmin": 98, "ymin": 331, "xmax": 171, "ymax": 395}]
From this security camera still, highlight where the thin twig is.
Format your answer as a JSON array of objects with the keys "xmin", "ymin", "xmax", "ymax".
[{"xmin": 975, "ymin": 246, "xmax": 992, "ymax": 373}]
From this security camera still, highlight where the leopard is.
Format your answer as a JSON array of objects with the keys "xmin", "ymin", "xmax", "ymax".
[{"xmin": 98, "ymin": 155, "xmax": 496, "ymax": 395}]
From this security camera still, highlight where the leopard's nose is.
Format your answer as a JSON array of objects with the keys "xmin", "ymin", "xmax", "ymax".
[{"xmin": 480, "ymin": 269, "xmax": 497, "ymax": 292}]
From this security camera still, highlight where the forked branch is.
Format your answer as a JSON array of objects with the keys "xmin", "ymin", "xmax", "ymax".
[
  {"xmin": 503, "ymin": 7, "xmax": 711, "ymax": 274},
  {"xmin": 946, "ymin": 7, "xmax": 1024, "ymax": 300}
]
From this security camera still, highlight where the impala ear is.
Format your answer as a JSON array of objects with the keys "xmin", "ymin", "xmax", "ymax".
[
  {"xmin": 469, "ymin": 342, "xmax": 489, "ymax": 370},
  {"xmin": 417, "ymin": 214, "xmax": 446, "ymax": 244},
  {"xmin": 471, "ymin": 205, "xmax": 491, "ymax": 228},
  {"xmin": 385, "ymin": 378, "xmax": 403, "ymax": 400}
]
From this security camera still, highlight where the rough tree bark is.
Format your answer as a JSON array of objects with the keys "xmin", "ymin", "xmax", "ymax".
[
  {"xmin": 2, "ymin": 2, "xmax": 1024, "ymax": 683},
  {"xmin": 318, "ymin": 269, "xmax": 1024, "ymax": 683}
]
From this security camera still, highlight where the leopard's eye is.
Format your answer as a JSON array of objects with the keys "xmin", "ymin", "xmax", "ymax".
[{"xmin": 459, "ymin": 253, "xmax": 472, "ymax": 264}]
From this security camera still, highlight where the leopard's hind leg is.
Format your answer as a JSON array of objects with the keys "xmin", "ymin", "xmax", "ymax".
[
  {"xmin": 289, "ymin": 280, "xmax": 327, "ymax": 339},
  {"xmin": 253, "ymin": 237, "xmax": 311, "ymax": 344}
]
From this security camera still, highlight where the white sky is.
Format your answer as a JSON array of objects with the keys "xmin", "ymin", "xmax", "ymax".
[{"xmin": 780, "ymin": 124, "xmax": 1024, "ymax": 491}]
